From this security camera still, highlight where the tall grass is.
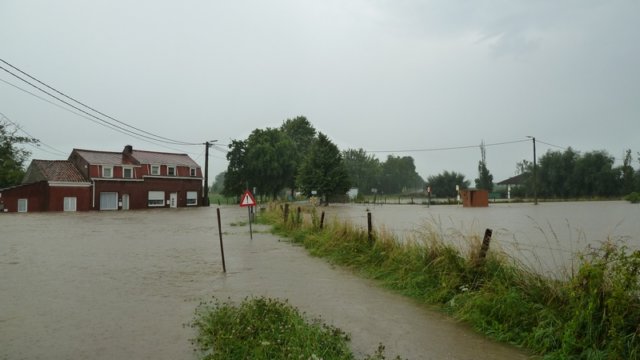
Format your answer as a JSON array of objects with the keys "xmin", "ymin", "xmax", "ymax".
[{"xmin": 259, "ymin": 203, "xmax": 640, "ymax": 359}]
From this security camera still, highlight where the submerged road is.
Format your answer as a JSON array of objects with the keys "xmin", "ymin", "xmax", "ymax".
[{"xmin": 0, "ymin": 206, "xmax": 530, "ymax": 359}]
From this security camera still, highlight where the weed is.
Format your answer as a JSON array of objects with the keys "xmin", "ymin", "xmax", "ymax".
[{"xmin": 190, "ymin": 296, "xmax": 403, "ymax": 360}]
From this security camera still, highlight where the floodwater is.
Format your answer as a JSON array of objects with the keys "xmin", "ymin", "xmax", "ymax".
[
  {"xmin": 0, "ymin": 207, "xmax": 530, "ymax": 359},
  {"xmin": 322, "ymin": 201, "xmax": 640, "ymax": 277}
]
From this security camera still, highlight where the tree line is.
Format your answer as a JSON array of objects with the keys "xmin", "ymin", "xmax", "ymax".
[{"xmin": 512, "ymin": 148, "xmax": 640, "ymax": 199}]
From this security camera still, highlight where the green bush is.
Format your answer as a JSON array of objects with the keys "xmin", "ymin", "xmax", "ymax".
[{"xmin": 624, "ymin": 192, "xmax": 640, "ymax": 203}]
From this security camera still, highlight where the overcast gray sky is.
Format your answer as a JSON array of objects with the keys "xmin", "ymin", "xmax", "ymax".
[{"xmin": 2, "ymin": 0, "xmax": 639, "ymax": 185}]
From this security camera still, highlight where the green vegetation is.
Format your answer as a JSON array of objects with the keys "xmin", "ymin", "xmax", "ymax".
[
  {"xmin": 260, "ymin": 204, "xmax": 640, "ymax": 359},
  {"xmin": 515, "ymin": 148, "xmax": 640, "ymax": 199},
  {"xmin": 0, "ymin": 116, "xmax": 38, "ymax": 188},
  {"xmin": 190, "ymin": 296, "xmax": 402, "ymax": 360},
  {"xmin": 625, "ymin": 192, "xmax": 640, "ymax": 203}
]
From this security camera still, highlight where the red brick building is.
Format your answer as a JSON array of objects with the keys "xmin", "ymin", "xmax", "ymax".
[{"xmin": 0, "ymin": 145, "xmax": 203, "ymax": 212}]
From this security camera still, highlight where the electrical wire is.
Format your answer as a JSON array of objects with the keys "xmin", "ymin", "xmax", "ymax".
[
  {"xmin": 368, "ymin": 139, "xmax": 530, "ymax": 153},
  {"xmin": 0, "ymin": 77, "xmax": 197, "ymax": 154},
  {"xmin": 0, "ymin": 111, "xmax": 68, "ymax": 156},
  {"xmin": 0, "ymin": 59, "xmax": 201, "ymax": 146}
]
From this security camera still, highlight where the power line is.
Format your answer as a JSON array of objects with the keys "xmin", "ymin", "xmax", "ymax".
[
  {"xmin": 368, "ymin": 139, "xmax": 530, "ymax": 153},
  {"xmin": 0, "ymin": 111, "xmax": 68, "ymax": 156},
  {"xmin": 0, "ymin": 77, "xmax": 196, "ymax": 155},
  {"xmin": 0, "ymin": 58, "xmax": 201, "ymax": 146}
]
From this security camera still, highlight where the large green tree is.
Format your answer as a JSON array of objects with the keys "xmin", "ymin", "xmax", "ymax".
[
  {"xmin": 427, "ymin": 171, "xmax": 469, "ymax": 198},
  {"xmin": 380, "ymin": 155, "xmax": 423, "ymax": 194},
  {"xmin": 297, "ymin": 133, "xmax": 350, "ymax": 205},
  {"xmin": 280, "ymin": 116, "xmax": 316, "ymax": 194},
  {"xmin": 342, "ymin": 148, "xmax": 381, "ymax": 195},
  {"xmin": 223, "ymin": 139, "xmax": 248, "ymax": 197},
  {"xmin": 0, "ymin": 119, "xmax": 37, "ymax": 188},
  {"xmin": 245, "ymin": 128, "xmax": 296, "ymax": 198}
]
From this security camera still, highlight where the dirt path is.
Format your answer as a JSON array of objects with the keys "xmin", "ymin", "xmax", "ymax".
[{"xmin": 0, "ymin": 206, "xmax": 530, "ymax": 359}]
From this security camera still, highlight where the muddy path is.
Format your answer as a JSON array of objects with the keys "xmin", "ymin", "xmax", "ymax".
[{"xmin": 0, "ymin": 207, "xmax": 530, "ymax": 359}]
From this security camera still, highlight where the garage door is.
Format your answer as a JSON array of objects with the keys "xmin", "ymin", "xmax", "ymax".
[{"xmin": 99, "ymin": 192, "xmax": 118, "ymax": 210}]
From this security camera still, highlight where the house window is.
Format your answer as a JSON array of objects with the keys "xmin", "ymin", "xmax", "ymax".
[
  {"xmin": 150, "ymin": 165, "xmax": 160, "ymax": 176},
  {"xmin": 123, "ymin": 167, "xmax": 133, "ymax": 179},
  {"xmin": 148, "ymin": 191, "xmax": 165, "ymax": 207},
  {"xmin": 190, "ymin": 167, "xmax": 197, "ymax": 177},
  {"xmin": 18, "ymin": 198, "xmax": 28, "ymax": 212},
  {"xmin": 64, "ymin": 197, "xmax": 77, "ymax": 212},
  {"xmin": 167, "ymin": 165, "xmax": 176, "ymax": 176},
  {"xmin": 186, "ymin": 191, "xmax": 198, "ymax": 206},
  {"xmin": 102, "ymin": 166, "xmax": 113, "ymax": 178}
]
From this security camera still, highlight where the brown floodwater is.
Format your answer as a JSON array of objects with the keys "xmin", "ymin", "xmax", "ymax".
[
  {"xmin": 322, "ymin": 200, "xmax": 640, "ymax": 277},
  {"xmin": 0, "ymin": 206, "xmax": 530, "ymax": 359}
]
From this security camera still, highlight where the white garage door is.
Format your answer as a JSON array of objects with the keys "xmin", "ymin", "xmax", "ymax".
[{"xmin": 99, "ymin": 192, "xmax": 118, "ymax": 210}]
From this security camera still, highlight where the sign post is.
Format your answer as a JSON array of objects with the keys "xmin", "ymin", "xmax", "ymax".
[{"xmin": 240, "ymin": 190, "xmax": 256, "ymax": 240}]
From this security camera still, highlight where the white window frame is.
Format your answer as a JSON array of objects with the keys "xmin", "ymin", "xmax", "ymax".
[
  {"xmin": 167, "ymin": 165, "xmax": 177, "ymax": 176},
  {"xmin": 102, "ymin": 166, "xmax": 113, "ymax": 178},
  {"xmin": 122, "ymin": 167, "xmax": 133, "ymax": 179},
  {"xmin": 186, "ymin": 191, "xmax": 198, "ymax": 206},
  {"xmin": 99, "ymin": 192, "xmax": 118, "ymax": 211},
  {"xmin": 150, "ymin": 165, "xmax": 161, "ymax": 176},
  {"xmin": 64, "ymin": 197, "xmax": 77, "ymax": 212},
  {"xmin": 148, "ymin": 191, "xmax": 165, "ymax": 207},
  {"xmin": 190, "ymin": 167, "xmax": 197, "ymax": 177},
  {"xmin": 18, "ymin": 198, "xmax": 28, "ymax": 212}
]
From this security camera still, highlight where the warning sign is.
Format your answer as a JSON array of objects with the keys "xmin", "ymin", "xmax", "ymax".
[{"xmin": 239, "ymin": 190, "xmax": 256, "ymax": 207}]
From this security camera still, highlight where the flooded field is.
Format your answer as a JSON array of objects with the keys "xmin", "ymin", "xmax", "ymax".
[
  {"xmin": 323, "ymin": 201, "xmax": 640, "ymax": 276},
  {"xmin": 0, "ymin": 207, "xmax": 528, "ymax": 360}
]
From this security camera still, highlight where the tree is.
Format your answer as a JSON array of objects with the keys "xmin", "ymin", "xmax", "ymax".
[
  {"xmin": 474, "ymin": 141, "xmax": 494, "ymax": 191},
  {"xmin": 427, "ymin": 171, "xmax": 469, "ymax": 198},
  {"xmin": 0, "ymin": 118, "xmax": 37, "ymax": 188},
  {"xmin": 244, "ymin": 128, "xmax": 296, "ymax": 198},
  {"xmin": 342, "ymin": 148, "xmax": 381, "ymax": 195},
  {"xmin": 211, "ymin": 171, "xmax": 226, "ymax": 194},
  {"xmin": 620, "ymin": 149, "xmax": 635, "ymax": 195},
  {"xmin": 297, "ymin": 133, "xmax": 350, "ymax": 205},
  {"xmin": 223, "ymin": 139, "xmax": 247, "ymax": 197},
  {"xmin": 280, "ymin": 116, "xmax": 316, "ymax": 194},
  {"xmin": 380, "ymin": 155, "xmax": 423, "ymax": 194}
]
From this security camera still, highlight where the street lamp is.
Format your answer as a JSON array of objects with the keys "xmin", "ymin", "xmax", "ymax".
[
  {"xmin": 526, "ymin": 136, "xmax": 538, "ymax": 205},
  {"xmin": 203, "ymin": 140, "xmax": 218, "ymax": 206}
]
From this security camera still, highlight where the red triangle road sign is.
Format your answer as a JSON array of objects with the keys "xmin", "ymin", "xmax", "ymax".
[{"xmin": 239, "ymin": 190, "xmax": 256, "ymax": 207}]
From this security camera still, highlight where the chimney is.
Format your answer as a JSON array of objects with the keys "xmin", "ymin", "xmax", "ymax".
[{"xmin": 124, "ymin": 145, "xmax": 133, "ymax": 155}]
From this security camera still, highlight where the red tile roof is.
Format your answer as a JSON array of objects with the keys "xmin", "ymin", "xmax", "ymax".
[
  {"xmin": 72, "ymin": 149, "xmax": 130, "ymax": 165},
  {"xmin": 33, "ymin": 160, "xmax": 88, "ymax": 182},
  {"xmin": 131, "ymin": 150, "xmax": 199, "ymax": 167}
]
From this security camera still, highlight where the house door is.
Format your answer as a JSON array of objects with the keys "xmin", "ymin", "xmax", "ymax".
[
  {"xmin": 122, "ymin": 194, "xmax": 130, "ymax": 210},
  {"xmin": 99, "ymin": 192, "xmax": 118, "ymax": 210},
  {"xmin": 169, "ymin": 192, "xmax": 178, "ymax": 208}
]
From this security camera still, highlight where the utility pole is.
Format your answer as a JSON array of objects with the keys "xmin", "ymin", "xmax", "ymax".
[
  {"xmin": 203, "ymin": 140, "xmax": 217, "ymax": 207},
  {"xmin": 527, "ymin": 136, "xmax": 538, "ymax": 205}
]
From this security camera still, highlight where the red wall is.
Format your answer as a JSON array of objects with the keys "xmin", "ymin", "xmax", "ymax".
[
  {"xmin": 0, "ymin": 182, "xmax": 91, "ymax": 212},
  {"xmin": 92, "ymin": 178, "xmax": 202, "ymax": 210}
]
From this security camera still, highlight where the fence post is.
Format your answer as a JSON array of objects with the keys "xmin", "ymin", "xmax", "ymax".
[
  {"xmin": 320, "ymin": 211, "xmax": 325, "ymax": 229},
  {"xmin": 367, "ymin": 211, "xmax": 373, "ymax": 244},
  {"xmin": 296, "ymin": 206, "xmax": 301, "ymax": 224},
  {"xmin": 216, "ymin": 208, "xmax": 226, "ymax": 273},
  {"xmin": 477, "ymin": 228, "xmax": 493, "ymax": 266},
  {"xmin": 284, "ymin": 203, "xmax": 290, "ymax": 224}
]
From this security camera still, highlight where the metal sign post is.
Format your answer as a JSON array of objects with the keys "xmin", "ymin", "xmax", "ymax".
[{"xmin": 239, "ymin": 190, "xmax": 256, "ymax": 240}]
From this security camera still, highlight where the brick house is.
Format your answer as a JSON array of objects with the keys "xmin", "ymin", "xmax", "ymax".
[{"xmin": 0, "ymin": 145, "xmax": 203, "ymax": 212}]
